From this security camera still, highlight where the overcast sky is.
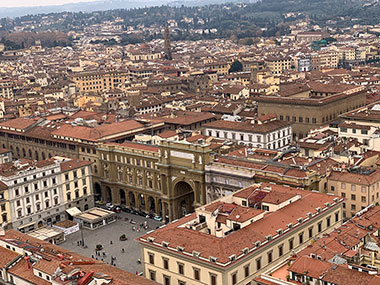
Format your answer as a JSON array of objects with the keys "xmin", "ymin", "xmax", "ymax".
[{"xmin": 0, "ymin": 0, "xmax": 96, "ymax": 8}]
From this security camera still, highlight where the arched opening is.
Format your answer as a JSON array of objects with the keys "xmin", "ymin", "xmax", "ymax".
[
  {"xmin": 42, "ymin": 152, "xmax": 46, "ymax": 160},
  {"xmin": 48, "ymin": 153, "xmax": 52, "ymax": 158},
  {"xmin": 148, "ymin": 196, "xmax": 156, "ymax": 214},
  {"xmin": 158, "ymin": 199, "xmax": 162, "ymax": 216},
  {"xmin": 139, "ymin": 194, "xmax": 145, "ymax": 211},
  {"xmin": 28, "ymin": 149, "xmax": 32, "ymax": 158},
  {"xmin": 120, "ymin": 189, "xmax": 126, "ymax": 205},
  {"xmin": 105, "ymin": 187, "xmax": 112, "ymax": 203},
  {"xmin": 35, "ymin": 151, "xmax": 39, "ymax": 161},
  {"xmin": 94, "ymin": 183, "xmax": 101, "ymax": 201},
  {"xmin": 174, "ymin": 181, "xmax": 194, "ymax": 218},
  {"xmin": 84, "ymin": 204, "xmax": 89, "ymax": 211},
  {"xmin": 129, "ymin": 192, "xmax": 136, "ymax": 208},
  {"xmin": 22, "ymin": 148, "xmax": 26, "ymax": 157},
  {"xmin": 38, "ymin": 221, "xmax": 43, "ymax": 228}
]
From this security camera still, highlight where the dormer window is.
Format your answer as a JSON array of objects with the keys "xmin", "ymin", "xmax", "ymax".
[
  {"xmin": 210, "ymin": 256, "xmax": 217, "ymax": 263},
  {"xmin": 177, "ymin": 246, "xmax": 184, "ymax": 252},
  {"xmin": 229, "ymin": 255, "xmax": 236, "ymax": 262}
]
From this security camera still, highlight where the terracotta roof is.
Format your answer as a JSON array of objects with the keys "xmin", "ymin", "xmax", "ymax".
[
  {"xmin": 204, "ymin": 119, "xmax": 290, "ymax": 134},
  {"xmin": 60, "ymin": 159, "xmax": 92, "ymax": 172}
]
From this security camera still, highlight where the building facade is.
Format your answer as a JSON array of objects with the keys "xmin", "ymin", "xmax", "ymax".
[
  {"xmin": 203, "ymin": 115, "xmax": 292, "ymax": 150},
  {"xmin": 138, "ymin": 183, "xmax": 344, "ymax": 285}
]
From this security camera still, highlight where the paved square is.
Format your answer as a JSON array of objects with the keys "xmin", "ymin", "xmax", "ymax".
[{"xmin": 60, "ymin": 211, "xmax": 163, "ymax": 274}]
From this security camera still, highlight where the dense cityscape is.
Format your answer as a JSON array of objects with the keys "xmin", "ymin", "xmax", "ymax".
[{"xmin": 1, "ymin": 0, "xmax": 380, "ymax": 284}]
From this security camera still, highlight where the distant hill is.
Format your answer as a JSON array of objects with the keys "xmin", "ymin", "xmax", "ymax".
[{"xmin": 0, "ymin": 0, "xmax": 254, "ymax": 18}]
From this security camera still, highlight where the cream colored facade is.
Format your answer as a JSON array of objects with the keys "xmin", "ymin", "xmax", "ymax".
[
  {"xmin": 72, "ymin": 70, "xmax": 128, "ymax": 93},
  {"xmin": 59, "ymin": 158, "xmax": 94, "ymax": 212},
  {"xmin": 327, "ymin": 170, "xmax": 380, "ymax": 219},
  {"xmin": 264, "ymin": 57, "xmax": 292, "ymax": 75},
  {"xmin": 139, "ymin": 184, "xmax": 344, "ymax": 285},
  {"xmin": 311, "ymin": 51, "xmax": 338, "ymax": 70}
]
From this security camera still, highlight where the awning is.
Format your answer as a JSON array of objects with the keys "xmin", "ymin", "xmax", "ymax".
[
  {"xmin": 66, "ymin": 207, "xmax": 82, "ymax": 217},
  {"xmin": 18, "ymin": 222, "xmax": 35, "ymax": 229}
]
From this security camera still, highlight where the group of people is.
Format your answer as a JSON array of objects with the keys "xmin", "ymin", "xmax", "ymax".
[{"xmin": 91, "ymin": 250, "xmax": 118, "ymax": 266}]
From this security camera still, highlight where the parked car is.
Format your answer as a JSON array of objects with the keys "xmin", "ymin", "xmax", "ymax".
[
  {"xmin": 113, "ymin": 206, "xmax": 121, "ymax": 213},
  {"xmin": 95, "ymin": 200, "xmax": 104, "ymax": 205},
  {"xmin": 106, "ymin": 203, "xmax": 114, "ymax": 210},
  {"xmin": 121, "ymin": 206, "xmax": 130, "ymax": 213},
  {"xmin": 136, "ymin": 210, "xmax": 147, "ymax": 217},
  {"xmin": 153, "ymin": 215, "xmax": 163, "ymax": 222}
]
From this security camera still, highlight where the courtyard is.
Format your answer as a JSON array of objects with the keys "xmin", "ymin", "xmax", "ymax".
[{"xmin": 60, "ymin": 210, "xmax": 163, "ymax": 274}]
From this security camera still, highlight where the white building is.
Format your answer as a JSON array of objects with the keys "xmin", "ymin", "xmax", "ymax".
[
  {"xmin": 4, "ymin": 159, "xmax": 65, "ymax": 233},
  {"xmin": 203, "ymin": 114, "xmax": 292, "ymax": 150}
]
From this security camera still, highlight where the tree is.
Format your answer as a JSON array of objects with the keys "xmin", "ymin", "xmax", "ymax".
[{"xmin": 229, "ymin": 60, "xmax": 243, "ymax": 73}]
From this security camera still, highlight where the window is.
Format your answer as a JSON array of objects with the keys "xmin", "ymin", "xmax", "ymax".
[
  {"xmin": 299, "ymin": 116, "xmax": 303, "ymax": 123},
  {"xmin": 351, "ymin": 194, "xmax": 356, "ymax": 201},
  {"xmin": 351, "ymin": 185, "xmax": 356, "ymax": 191},
  {"xmin": 361, "ymin": 129, "xmax": 368, "ymax": 135},
  {"xmin": 341, "ymin": 183, "xmax": 346, "ymax": 189},
  {"xmin": 210, "ymin": 274, "xmax": 217, "ymax": 285},
  {"xmin": 232, "ymin": 272, "xmax": 237, "ymax": 285},
  {"xmin": 16, "ymin": 200, "xmax": 20, "ymax": 207},
  {"xmin": 309, "ymin": 227, "xmax": 313, "ymax": 238},
  {"xmin": 193, "ymin": 268, "xmax": 200, "ymax": 280},
  {"xmin": 330, "ymin": 185, "xmax": 335, "ymax": 191},
  {"xmin": 278, "ymin": 244, "xmax": 283, "ymax": 256},
  {"xmin": 306, "ymin": 117, "xmax": 310, "ymax": 123},
  {"xmin": 312, "ymin": 118, "xmax": 316, "ymax": 124},
  {"xmin": 163, "ymin": 258, "xmax": 169, "ymax": 270},
  {"xmin": 256, "ymin": 258, "xmax": 261, "ymax": 270},
  {"xmin": 44, "ymin": 191, "xmax": 48, "ymax": 198},
  {"xmin": 149, "ymin": 270, "xmax": 156, "ymax": 281},
  {"xmin": 178, "ymin": 281, "xmax": 186, "ymax": 285},
  {"xmin": 245, "ymin": 264, "xmax": 250, "ymax": 277},
  {"xmin": 286, "ymin": 115, "xmax": 290, "ymax": 121},
  {"xmin": 362, "ymin": 186, "xmax": 366, "ymax": 193},
  {"xmin": 267, "ymin": 251, "xmax": 273, "ymax": 263},
  {"xmin": 361, "ymin": 196, "xmax": 366, "ymax": 203},
  {"xmin": 351, "ymin": 204, "xmax": 356, "ymax": 211},
  {"xmin": 318, "ymin": 222, "xmax": 322, "ymax": 233},
  {"xmin": 15, "ymin": 189, "xmax": 19, "ymax": 196},
  {"xmin": 163, "ymin": 276, "xmax": 170, "ymax": 285},
  {"xmin": 34, "ymin": 183, "xmax": 38, "ymax": 190},
  {"xmin": 335, "ymin": 212, "xmax": 339, "ymax": 222},
  {"xmin": 148, "ymin": 253, "xmax": 154, "ymax": 265},
  {"xmin": 299, "ymin": 232, "xmax": 304, "ymax": 244},
  {"xmin": 341, "ymin": 192, "xmax": 346, "ymax": 198},
  {"xmin": 327, "ymin": 217, "xmax": 331, "ymax": 227},
  {"xmin": 178, "ymin": 263, "xmax": 184, "ymax": 275},
  {"xmin": 289, "ymin": 239, "xmax": 294, "ymax": 250},
  {"xmin": 340, "ymin": 127, "xmax": 347, "ymax": 133}
]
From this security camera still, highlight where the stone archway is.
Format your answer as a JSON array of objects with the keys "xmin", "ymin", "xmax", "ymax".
[
  {"xmin": 139, "ymin": 194, "xmax": 145, "ymax": 211},
  {"xmin": 148, "ymin": 196, "xmax": 156, "ymax": 214},
  {"xmin": 105, "ymin": 186, "xmax": 112, "ymax": 203},
  {"xmin": 94, "ymin": 183, "xmax": 101, "ymax": 201},
  {"xmin": 120, "ymin": 189, "xmax": 126, "ymax": 205},
  {"xmin": 174, "ymin": 181, "xmax": 195, "ymax": 218},
  {"xmin": 129, "ymin": 192, "xmax": 136, "ymax": 208}
]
